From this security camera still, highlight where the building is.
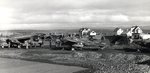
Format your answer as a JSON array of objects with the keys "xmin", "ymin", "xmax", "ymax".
[
  {"xmin": 130, "ymin": 26, "xmax": 143, "ymax": 33},
  {"xmin": 139, "ymin": 33, "xmax": 150, "ymax": 40},
  {"xmin": 114, "ymin": 27, "xmax": 124, "ymax": 35},
  {"xmin": 79, "ymin": 28, "xmax": 91, "ymax": 37},
  {"xmin": 126, "ymin": 26, "xmax": 143, "ymax": 37},
  {"xmin": 89, "ymin": 31, "xmax": 97, "ymax": 36}
]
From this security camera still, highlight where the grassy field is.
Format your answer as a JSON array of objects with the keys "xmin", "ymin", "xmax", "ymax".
[{"xmin": 0, "ymin": 47, "xmax": 150, "ymax": 73}]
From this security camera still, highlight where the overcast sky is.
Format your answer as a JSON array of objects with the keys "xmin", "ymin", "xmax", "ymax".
[{"xmin": 0, "ymin": 0, "xmax": 150, "ymax": 30}]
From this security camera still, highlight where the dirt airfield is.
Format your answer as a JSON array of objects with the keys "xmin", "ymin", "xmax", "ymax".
[
  {"xmin": 0, "ymin": 45, "xmax": 150, "ymax": 73},
  {"xmin": 0, "ymin": 58, "xmax": 86, "ymax": 73}
]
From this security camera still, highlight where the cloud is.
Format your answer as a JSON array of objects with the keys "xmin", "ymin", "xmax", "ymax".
[
  {"xmin": 130, "ymin": 16, "xmax": 150, "ymax": 22},
  {"xmin": 110, "ymin": 14, "xmax": 129, "ymax": 22},
  {"xmin": 1, "ymin": 0, "xmax": 150, "ymax": 30}
]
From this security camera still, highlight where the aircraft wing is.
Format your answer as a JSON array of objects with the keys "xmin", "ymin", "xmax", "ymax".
[
  {"xmin": 63, "ymin": 37, "xmax": 80, "ymax": 43},
  {"xmin": 11, "ymin": 35, "xmax": 32, "ymax": 43}
]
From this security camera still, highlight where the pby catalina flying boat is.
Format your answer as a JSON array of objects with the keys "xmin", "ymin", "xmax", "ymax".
[{"xmin": 0, "ymin": 34, "xmax": 44, "ymax": 49}]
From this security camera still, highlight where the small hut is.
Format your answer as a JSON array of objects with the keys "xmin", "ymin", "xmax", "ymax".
[
  {"xmin": 89, "ymin": 31, "xmax": 97, "ymax": 36},
  {"xmin": 114, "ymin": 27, "xmax": 124, "ymax": 35}
]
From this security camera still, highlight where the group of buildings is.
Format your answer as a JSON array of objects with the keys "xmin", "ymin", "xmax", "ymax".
[
  {"xmin": 114, "ymin": 26, "xmax": 150, "ymax": 40},
  {"xmin": 79, "ymin": 28, "xmax": 97, "ymax": 37}
]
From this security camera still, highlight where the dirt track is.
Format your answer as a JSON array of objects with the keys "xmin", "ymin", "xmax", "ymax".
[{"xmin": 0, "ymin": 58, "xmax": 86, "ymax": 73}]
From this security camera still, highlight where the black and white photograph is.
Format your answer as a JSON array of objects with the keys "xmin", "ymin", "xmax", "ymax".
[{"xmin": 0, "ymin": 0, "xmax": 150, "ymax": 73}]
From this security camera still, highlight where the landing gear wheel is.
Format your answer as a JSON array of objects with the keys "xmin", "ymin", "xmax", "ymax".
[
  {"xmin": 18, "ymin": 45, "xmax": 21, "ymax": 49},
  {"xmin": 2, "ymin": 46, "xmax": 4, "ymax": 49},
  {"xmin": 26, "ymin": 46, "xmax": 29, "ymax": 49},
  {"xmin": 71, "ymin": 48, "xmax": 75, "ymax": 51},
  {"xmin": 137, "ymin": 49, "xmax": 141, "ymax": 52}
]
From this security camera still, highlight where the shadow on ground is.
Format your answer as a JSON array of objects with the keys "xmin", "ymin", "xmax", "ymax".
[{"xmin": 137, "ymin": 60, "xmax": 150, "ymax": 66}]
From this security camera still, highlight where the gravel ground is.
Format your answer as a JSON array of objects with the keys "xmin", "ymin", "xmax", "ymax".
[{"xmin": 0, "ymin": 48, "xmax": 150, "ymax": 73}]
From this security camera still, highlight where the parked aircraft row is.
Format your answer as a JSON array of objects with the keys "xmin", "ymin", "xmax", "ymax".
[
  {"xmin": 0, "ymin": 26, "xmax": 150, "ymax": 51},
  {"xmin": 0, "ymin": 33, "xmax": 44, "ymax": 49}
]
